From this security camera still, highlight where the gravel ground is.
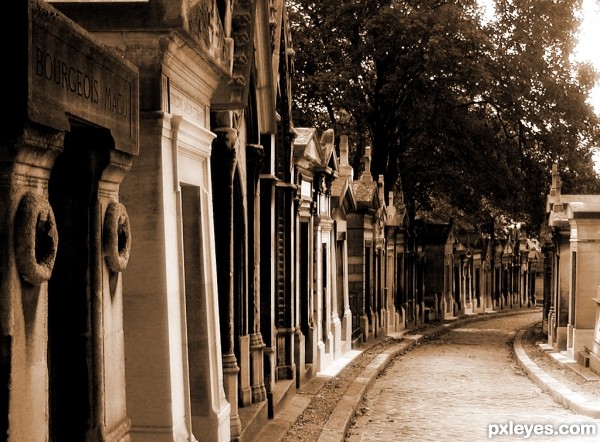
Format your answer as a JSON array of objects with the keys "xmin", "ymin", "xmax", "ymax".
[
  {"xmin": 279, "ymin": 311, "xmax": 600, "ymax": 442},
  {"xmin": 279, "ymin": 337, "xmax": 406, "ymax": 442},
  {"xmin": 279, "ymin": 320, "xmax": 456, "ymax": 442}
]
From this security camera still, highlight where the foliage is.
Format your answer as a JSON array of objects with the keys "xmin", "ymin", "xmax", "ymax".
[{"xmin": 288, "ymin": 0, "xmax": 600, "ymax": 235}]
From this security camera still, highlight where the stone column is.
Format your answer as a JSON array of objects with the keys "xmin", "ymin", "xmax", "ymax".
[
  {"xmin": 556, "ymin": 230, "xmax": 571, "ymax": 351},
  {"xmin": 385, "ymin": 238, "xmax": 396, "ymax": 333},
  {"xmin": 274, "ymin": 181, "xmax": 296, "ymax": 381},
  {"xmin": 1, "ymin": 124, "xmax": 63, "ymax": 442},
  {"xmin": 96, "ymin": 148, "xmax": 134, "ymax": 441},
  {"xmin": 314, "ymin": 217, "xmax": 325, "ymax": 371},
  {"xmin": 360, "ymin": 238, "xmax": 370, "ymax": 341},
  {"xmin": 341, "ymin": 236, "xmax": 353, "ymax": 350},
  {"xmin": 246, "ymin": 144, "xmax": 267, "ymax": 403},
  {"xmin": 293, "ymin": 196, "xmax": 308, "ymax": 387},
  {"xmin": 321, "ymin": 221, "xmax": 334, "ymax": 362},
  {"xmin": 212, "ymin": 125, "xmax": 241, "ymax": 439},
  {"xmin": 542, "ymin": 241, "xmax": 553, "ymax": 337},
  {"xmin": 330, "ymin": 230, "xmax": 343, "ymax": 359},
  {"xmin": 259, "ymin": 174, "xmax": 277, "ymax": 396}
]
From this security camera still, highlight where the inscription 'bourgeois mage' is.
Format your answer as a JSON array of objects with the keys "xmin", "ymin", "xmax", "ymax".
[{"xmin": 35, "ymin": 46, "xmax": 129, "ymax": 118}]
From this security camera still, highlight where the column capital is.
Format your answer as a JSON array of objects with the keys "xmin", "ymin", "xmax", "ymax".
[{"xmin": 213, "ymin": 127, "xmax": 239, "ymax": 162}]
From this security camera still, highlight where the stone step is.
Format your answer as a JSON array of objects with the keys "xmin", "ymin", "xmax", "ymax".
[
  {"xmin": 577, "ymin": 349, "xmax": 591, "ymax": 368},
  {"xmin": 268, "ymin": 378, "xmax": 296, "ymax": 419}
]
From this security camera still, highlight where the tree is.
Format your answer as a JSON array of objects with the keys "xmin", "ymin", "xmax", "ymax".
[{"xmin": 289, "ymin": 0, "xmax": 600, "ymax": 235}]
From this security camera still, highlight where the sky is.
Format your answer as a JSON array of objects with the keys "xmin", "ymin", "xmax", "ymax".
[
  {"xmin": 479, "ymin": 0, "xmax": 600, "ymax": 113},
  {"xmin": 479, "ymin": 0, "xmax": 600, "ymax": 169},
  {"xmin": 575, "ymin": 0, "xmax": 600, "ymax": 114},
  {"xmin": 575, "ymin": 0, "xmax": 600, "ymax": 169}
]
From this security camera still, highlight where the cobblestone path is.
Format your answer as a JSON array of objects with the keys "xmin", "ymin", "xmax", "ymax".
[{"xmin": 345, "ymin": 312, "xmax": 600, "ymax": 442}]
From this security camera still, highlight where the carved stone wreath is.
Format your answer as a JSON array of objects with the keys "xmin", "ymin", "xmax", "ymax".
[
  {"xmin": 14, "ymin": 192, "xmax": 59, "ymax": 285},
  {"xmin": 103, "ymin": 202, "xmax": 131, "ymax": 273}
]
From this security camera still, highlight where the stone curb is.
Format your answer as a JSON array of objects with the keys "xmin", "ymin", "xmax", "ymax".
[
  {"xmin": 317, "ymin": 339, "xmax": 420, "ymax": 442},
  {"xmin": 317, "ymin": 308, "xmax": 539, "ymax": 442},
  {"xmin": 513, "ymin": 329, "xmax": 600, "ymax": 419}
]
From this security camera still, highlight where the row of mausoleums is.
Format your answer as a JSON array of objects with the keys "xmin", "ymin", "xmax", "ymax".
[
  {"xmin": 415, "ymin": 218, "xmax": 542, "ymax": 324},
  {"xmin": 543, "ymin": 164, "xmax": 600, "ymax": 376},
  {"xmin": 1, "ymin": 1, "xmax": 540, "ymax": 441}
]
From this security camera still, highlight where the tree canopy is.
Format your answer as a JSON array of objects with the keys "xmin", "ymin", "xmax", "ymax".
[{"xmin": 289, "ymin": 0, "xmax": 600, "ymax": 235}]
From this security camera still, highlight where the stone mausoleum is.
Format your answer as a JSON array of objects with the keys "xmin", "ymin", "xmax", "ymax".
[
  {"xmin": 2, "ymin": 2, "xmax": 541, "ymax": 441},
  {"xmin": 545, "ymin": 164, "xmax": 600, "ymax": 374}
]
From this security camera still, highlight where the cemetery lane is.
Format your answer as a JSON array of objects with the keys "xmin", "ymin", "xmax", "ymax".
[{"xmin": 345, "ymin": 311, "xmax": 600, "ymax": 442}]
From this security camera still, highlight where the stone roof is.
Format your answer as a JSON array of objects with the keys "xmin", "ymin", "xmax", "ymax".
[
  {"xmin": 331, "ymin": 175, "xmax": 347, "ymax": 198},
  {"xmin": 294, "ymin": 127, "xmax": 316, "ymax": 147},
  {"xmin": 548, "ymin": 198, "xmax": 600, "ymax": 227},
  {"xmin": 331, "ymin": 175, "xmax": 356, "ymax": 211},
  {"xmin": 351, "ymin": 180, "xmax": 378, "ymax": 210},
  {"xmin": 293, "ymin": 127, "xmax": 322, "ymax": 167},
  {"xmin": 546, "ymin": 194, "xmax": 600, "ymax": 213}
]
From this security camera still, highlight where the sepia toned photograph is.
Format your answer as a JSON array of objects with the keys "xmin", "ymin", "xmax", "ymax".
[{"xmin": 3, "ymin": 0, "xmax": 600, "ymax": 441}]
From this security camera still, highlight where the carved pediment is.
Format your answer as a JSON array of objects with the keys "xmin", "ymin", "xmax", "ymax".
[
  {"xmin": 212, "ymin": 0, "xmax": 256, "ymax": 109},
  {"xmin": 188, "ymin": 0, "xmax": 230, "ymax": 68}
]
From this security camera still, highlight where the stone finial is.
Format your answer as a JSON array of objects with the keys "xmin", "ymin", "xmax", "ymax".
[
  {"xmin": 378, "ymin": 175, "xmax": 385, "ymax": 203},
  {"xmin": 338, "ymin": 135, "xmax": 354, "ymax": 179},
  {"xmin": 340, "ymin": 135, "xmax": 349, "ymax": 165},
  {"xmin": 321, "ymin": 128, "xmax": 334, "ymax": 146},
  {"xmin": 550, "ymin": 162, "xmax": 564, "ymax": 212},
  {"xmin": 361, "ymin": 146, "xmax": 372, "ymax": 182},
  {"xmin": 396, "ymin": 177, "xmax": 405, "ymax": 208},
  {"xmin": 386, "ymin": 190, "xmax": 397, "ymax": 218},
  {"xmin": 550, "ymin": 163, "xmax": 561, "ymax": 198}
]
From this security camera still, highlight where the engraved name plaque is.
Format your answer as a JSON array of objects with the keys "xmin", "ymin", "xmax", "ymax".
[{"xmin": 29, "ymin": 0, "xmax": 139, "ymax": 154}]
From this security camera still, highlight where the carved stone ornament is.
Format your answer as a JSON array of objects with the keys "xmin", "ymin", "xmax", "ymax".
[
  {"xmin": 214, "ymin": 126, "xmax": 239, "ymax": 159},
  {"xmin": 103, "ymin": 202, "xmax": 132, "ymax": 273},
  {"xmin": 14, "ymin": 192, "xmax": 59, "ymax": 285}
]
